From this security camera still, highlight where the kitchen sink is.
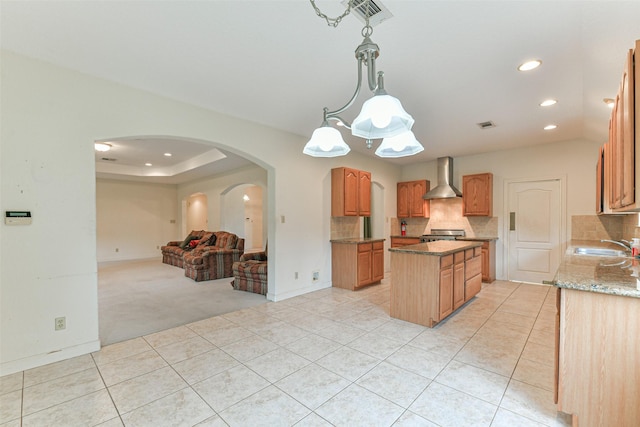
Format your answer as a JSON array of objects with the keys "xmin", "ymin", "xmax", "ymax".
[{"xmin": 573, "ymin": 247, "xmax": 628, "ymax": 257}]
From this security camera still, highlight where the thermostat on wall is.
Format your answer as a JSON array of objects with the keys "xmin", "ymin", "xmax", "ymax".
[{"xmin": 5, "ymin": 211, "xmax": 32, "ymax": 225}]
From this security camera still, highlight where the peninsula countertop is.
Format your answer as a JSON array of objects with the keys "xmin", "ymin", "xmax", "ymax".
[
  {"xmin": 388, "ymin": 240, "xmax": 481, "ymax": 256},
  {"xmin": 554, "ymin": 239, "xmax": 640, "ymax": 298}
]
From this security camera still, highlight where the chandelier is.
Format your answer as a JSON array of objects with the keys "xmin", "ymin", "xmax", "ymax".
[{"xmin": 303, "ymin": 0, "xmax": 423, "ymax": 158}]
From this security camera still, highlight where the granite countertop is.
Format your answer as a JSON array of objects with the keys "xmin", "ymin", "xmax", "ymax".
[
  {"xmin": 330, "ymin": 237, "xmax": 386, "ymax": 244},
  {"xmin": 554, "ymin": 240, "xmax": 640, "ymax": 299},
  {"xmin": 389, "ymin": 240, "xmax": 481, "ymax": 256}
]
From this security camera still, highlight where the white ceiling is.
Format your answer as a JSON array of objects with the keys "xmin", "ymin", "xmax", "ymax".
[{"xmin": 2, "ymin": 1, "xmax": 639, "ymax": 183}]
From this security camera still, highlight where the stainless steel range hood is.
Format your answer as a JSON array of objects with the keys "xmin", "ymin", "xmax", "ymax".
[{"xmin": 423, "ymin": 157, "xmax": 462, "ymax": 199}]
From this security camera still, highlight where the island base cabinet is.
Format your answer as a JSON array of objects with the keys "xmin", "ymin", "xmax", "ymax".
[
  {"xmin": 556, "ymin": 288, "xmax": 640, "ymax": 426},
  {"xmin": 391, "ymin": 247, "xmax": 481, "ymax": 328}
]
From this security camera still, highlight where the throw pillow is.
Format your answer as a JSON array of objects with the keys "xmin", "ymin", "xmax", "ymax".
[
  {"xmin": 179, "ymin": 235, "xmax": 198, "ymax": 249},
  {"xmin": 189, "ymin": 239, "xmax": 200, "ymax": 248},
  {"xmin": 197, "ymin": 232, "xmax": 215, "ymax": 247}
]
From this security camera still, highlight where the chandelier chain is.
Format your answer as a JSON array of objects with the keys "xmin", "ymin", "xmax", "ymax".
[{"xmin": 309, "ymin": 0, "xmax": 353, "ymax": 27}]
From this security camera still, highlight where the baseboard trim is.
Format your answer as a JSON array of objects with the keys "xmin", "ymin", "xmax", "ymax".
[
  {"xmin": 267, "ymin": 281, "xmax": 331, "ymax": 302},
  {"xmin": 0, "ymin": 339, "xmax": 101, "ymax": 377}
]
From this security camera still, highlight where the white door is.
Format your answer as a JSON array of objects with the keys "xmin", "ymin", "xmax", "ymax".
[{"xmin": 507, "ymin": 178, "xmax": 564, "ymax": 283}]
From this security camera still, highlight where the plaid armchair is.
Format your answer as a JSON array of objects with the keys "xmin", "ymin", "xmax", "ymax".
[{"xmin": 231, "ymin": 250, "xmax": 267, "ymax": 295}]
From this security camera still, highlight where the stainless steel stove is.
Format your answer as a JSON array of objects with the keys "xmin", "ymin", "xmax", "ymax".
[{"xmin": 420, "ymin": 229, "xmax": 466, "ymax": 243}]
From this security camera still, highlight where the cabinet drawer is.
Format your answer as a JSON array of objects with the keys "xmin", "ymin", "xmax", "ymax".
[
  {"xmin": 465, "ymin": 249, "xmax": 474, "ymax": 260},
  {"xmin": 372, "ymin": 241, "xmax": 384, "ymax": 250},
  {"xmin": 358, "ymin": 243, "xmax": 372, "ymax": 253},
  {"xmin": 465, "ymin": 256, "xmax": 482, "ymax": 279},
  {"xmin": 454, "ymin": 251, "xmax": 465, "ymax": 264},
  {"xmin": 466, "ymin": 274, "xmax": 482, "ymax": 300},
  {"xmin": 441, "ymin": 254, "xmax": 453, "ymax": 268},
  {"xmin": 391, "ymin": 237, "xmax": 420, "ymax": 247}
]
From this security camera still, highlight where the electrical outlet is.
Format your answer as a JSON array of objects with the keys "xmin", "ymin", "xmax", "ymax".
[
  {"xmin": 295, "ymin": 272, "xmax": 299, "ymax": 279},
  {"xmin": 55, "ymin": 317, "xmax": 66, "ymax": 331},
  {"xmin": 312, "ymin": 271, "xmax": 319, "ymax": 282}
]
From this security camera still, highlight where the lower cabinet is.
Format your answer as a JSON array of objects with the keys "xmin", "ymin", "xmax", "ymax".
[
  {"xmin": 332, "ymin": 240, "xmax": 384, "ymax": 291},
  {"xmin": 481, "ymin": 240, "xmax": 496, "ymax": 283},
  {"xmin": 440, "ymin": 248, "xmax": 481, "ymax": 321},
  {"xmin": 555, "ymin": 287, "xmax": 640, "ymax": 425}
]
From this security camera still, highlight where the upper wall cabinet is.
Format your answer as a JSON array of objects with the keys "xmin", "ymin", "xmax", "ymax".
[
  {"xmin": 331, "ymin": 167, "xmax": 371, "ymax": 217},
  {"xmin": 397, "ymin": 180, "xmax": 430, "ymax": 218},
  {"xmin": 462, "ymin": 173, "xmax": 493, "ymax": 216},
  {"xmin": 606, "ymin": 40, "xmax": 639, "ymax": 213}
]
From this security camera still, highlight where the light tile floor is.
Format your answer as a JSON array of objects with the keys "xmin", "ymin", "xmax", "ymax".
[{"xmin": 1, "ymin": 280, "xmax": 572, "ymax": 426}]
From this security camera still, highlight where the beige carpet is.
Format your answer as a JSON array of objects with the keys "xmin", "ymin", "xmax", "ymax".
[{"xmin": 98, "ymin": 258, "xmax": 266, "ymax": 346}]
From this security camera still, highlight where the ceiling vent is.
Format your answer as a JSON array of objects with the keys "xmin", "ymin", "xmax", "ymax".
[
  {"xmin": 477, "ymin": 121, "xmax": 496, "ymax": 130},
  {"xmin": 101, "ymin": 157, "xmax": 117, "ymax": 162},
  {"xmin": 342, "ymin": 0, "xmax": 393, "ymax": 26}
]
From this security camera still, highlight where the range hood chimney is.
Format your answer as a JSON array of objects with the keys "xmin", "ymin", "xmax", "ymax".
[{"xmin": 423, "ymin": 157, "xmax": 462, "ymax": 199}]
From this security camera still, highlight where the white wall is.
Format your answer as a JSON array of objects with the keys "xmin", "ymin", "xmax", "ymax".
[
  {"xmin": 186, "ymin": 193, "xmax": 208, "ymax": 233},
  {"xmin": 401, "ymin": 139, "xmax": 601, "ymax": 279},
  {"xmin": 96, "ymin": 179, "xmax": 178, "ymax": 262},
  {"xmin": 0, "ymin": 51, "xmax": 402, "ymax": 374}
]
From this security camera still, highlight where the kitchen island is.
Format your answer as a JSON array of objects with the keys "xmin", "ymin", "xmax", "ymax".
[
  {"xmin": 554, "ymin": 240, "xmax": 640, "ymax": 427},
  {"xmin": 389, "ymin": 240, "xmax": 482, "ymax": 327}
]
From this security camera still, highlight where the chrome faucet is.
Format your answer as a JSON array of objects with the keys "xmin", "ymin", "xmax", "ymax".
[{"xmin": 600, "ymin": 239, "xmax": 632, "ymax": 251}]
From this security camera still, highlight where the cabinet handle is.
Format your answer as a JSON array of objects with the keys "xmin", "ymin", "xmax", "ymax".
[{"xmin": 509, "ymin": 212, "xmax": 516, "ymax": 231}]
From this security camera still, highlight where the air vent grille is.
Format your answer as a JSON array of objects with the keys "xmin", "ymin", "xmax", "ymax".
[
  {"xmin": 342, "ymin": 0, "xmax": 392, "ymax": 26},
  {"xmin": 477, "ymin": 121, "xmax": 496, "ymax": 129},
  {"xmin": 101, "ymin": 157, "xmax": 117, "ymax": 162}
]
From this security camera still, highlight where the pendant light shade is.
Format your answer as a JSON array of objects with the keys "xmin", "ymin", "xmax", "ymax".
[
  {"xmin": 375, "ymin": 130, "xmax": 424, "ymax": 158},
  {"xmin": 303, "ymin": 124, "xmax": 351, "ymax": 157},
  {"xmin": 351, "ymin": 93, "xmax": 414, "ymax": 139}
]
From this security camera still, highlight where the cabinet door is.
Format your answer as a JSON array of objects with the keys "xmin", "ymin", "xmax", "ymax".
[
  {"xmin": 410, "ymin": 180, "xmax": 430, "ymax": 218},
  {"xmin": 357, "ymin": 244, "xmax": 372, "ymax": 287},
  {"xmin": 439, "ymin": 266, "xmax": 453, "ymax": 319},
  {"xmin": 463, "ymin": 173, "xmax": 493, "ymax": 216},
  {"xmin": 453, "ymin": 261, "xmax": 465, "ymax": 310},
  {"xmin": 372, "ymin": 241, "xmax": 384, "ymax": 283},
  {"xmin": 620, "ymin": 48, "xmax": 635, "ymax": 208},
  {"xmin": 481, "ymin": 245, "xmax": 490, "ymax": 282},
  {"xmin": 397, "ymin": 182, "xmax": 410, "ymax": 218},
  {"xmin": 358, "ymin": 170, "xmax": 371, "ymax": 217},
  {"xmin": 344, "ymin": 168, "xmax": 360, "ymax": 216}
]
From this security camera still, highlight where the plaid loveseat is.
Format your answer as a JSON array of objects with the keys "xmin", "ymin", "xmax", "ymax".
[
  {"xmin": 231, "ymin": 250, "xmax": 267, "ymax": 295},
  {"xmin": 161, "ymin": 230, "xmax": 245, "ymax": 281},
  {"xmin": 182, "ymin": 231, "xmax": 245, "ymax": 282}
]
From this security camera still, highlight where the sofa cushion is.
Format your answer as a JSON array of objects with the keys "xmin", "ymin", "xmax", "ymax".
[{"xmin": 215, "ymin": 232, "xmax": 238, "ymax": 249}]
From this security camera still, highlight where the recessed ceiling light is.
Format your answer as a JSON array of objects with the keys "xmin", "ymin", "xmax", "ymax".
[
  {"xmin": 544, "ymin": 124, "xmax": 557, "ymax": 131},
  {"xmin": 94, "ymin": 142, "xmax": 112, "ymax": 152},
  {"xmin": 518, "ymin": 59, "xmax": 542, "ymax": 71},
  {"xmin": 145, "ymin": 162, "xmax": 152, "ymax": 166},
  {"xmin": 603, "ymin": 98, "xmax": 615, "ymax": 108},
  {"xmin": 164, "ymin": 152, "xmax": 172, "ymax": 157},
  {"xmin": 540, "ymin": 99, "xmax": 557, "ymax": 107}
]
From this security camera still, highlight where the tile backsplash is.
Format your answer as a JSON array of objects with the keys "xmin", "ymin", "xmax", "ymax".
[
  {"xmin": 572, "ymin": 213, "xmax": 640, "ymax": 240},
  {"xmin": 392, "ymin": 198, "xmax": 498, "ymax": 237}
]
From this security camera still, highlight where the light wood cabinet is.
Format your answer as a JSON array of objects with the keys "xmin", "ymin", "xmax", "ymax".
[
  {"xmin": 480, "ymin": 241, "xmax": 496, "ymax": 283},
  {"xmin": 332, "ymin": 240, "xmax": 384, "ymax": 290},
  {"xmin": 555, "ymin": 288, "xmax": 640, "ymax": 426},
  {"xmin": 462, "ymin": 173, "xmax": 493, "ymax": 216},
  {"xmin": 390, "ymin": 244, "xmax": 482, "ymax": 327},
  {"xmin": 390, "ymin": 237, "xmax": 421, "ymax": 248},
  {"xmin": 464, "ymin": 248, "xmax": 482, "ymax": 300},
  {"xmin": 604, "ymin": 40, "xmax": 638, "ymax": 213},
  {"xmin": 397, "ymin": 180, "xmax": 430, "ymax": 218},
  {"xmin": 331, "ymin": 167, "xmax": 371, "ymax": 217}
]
